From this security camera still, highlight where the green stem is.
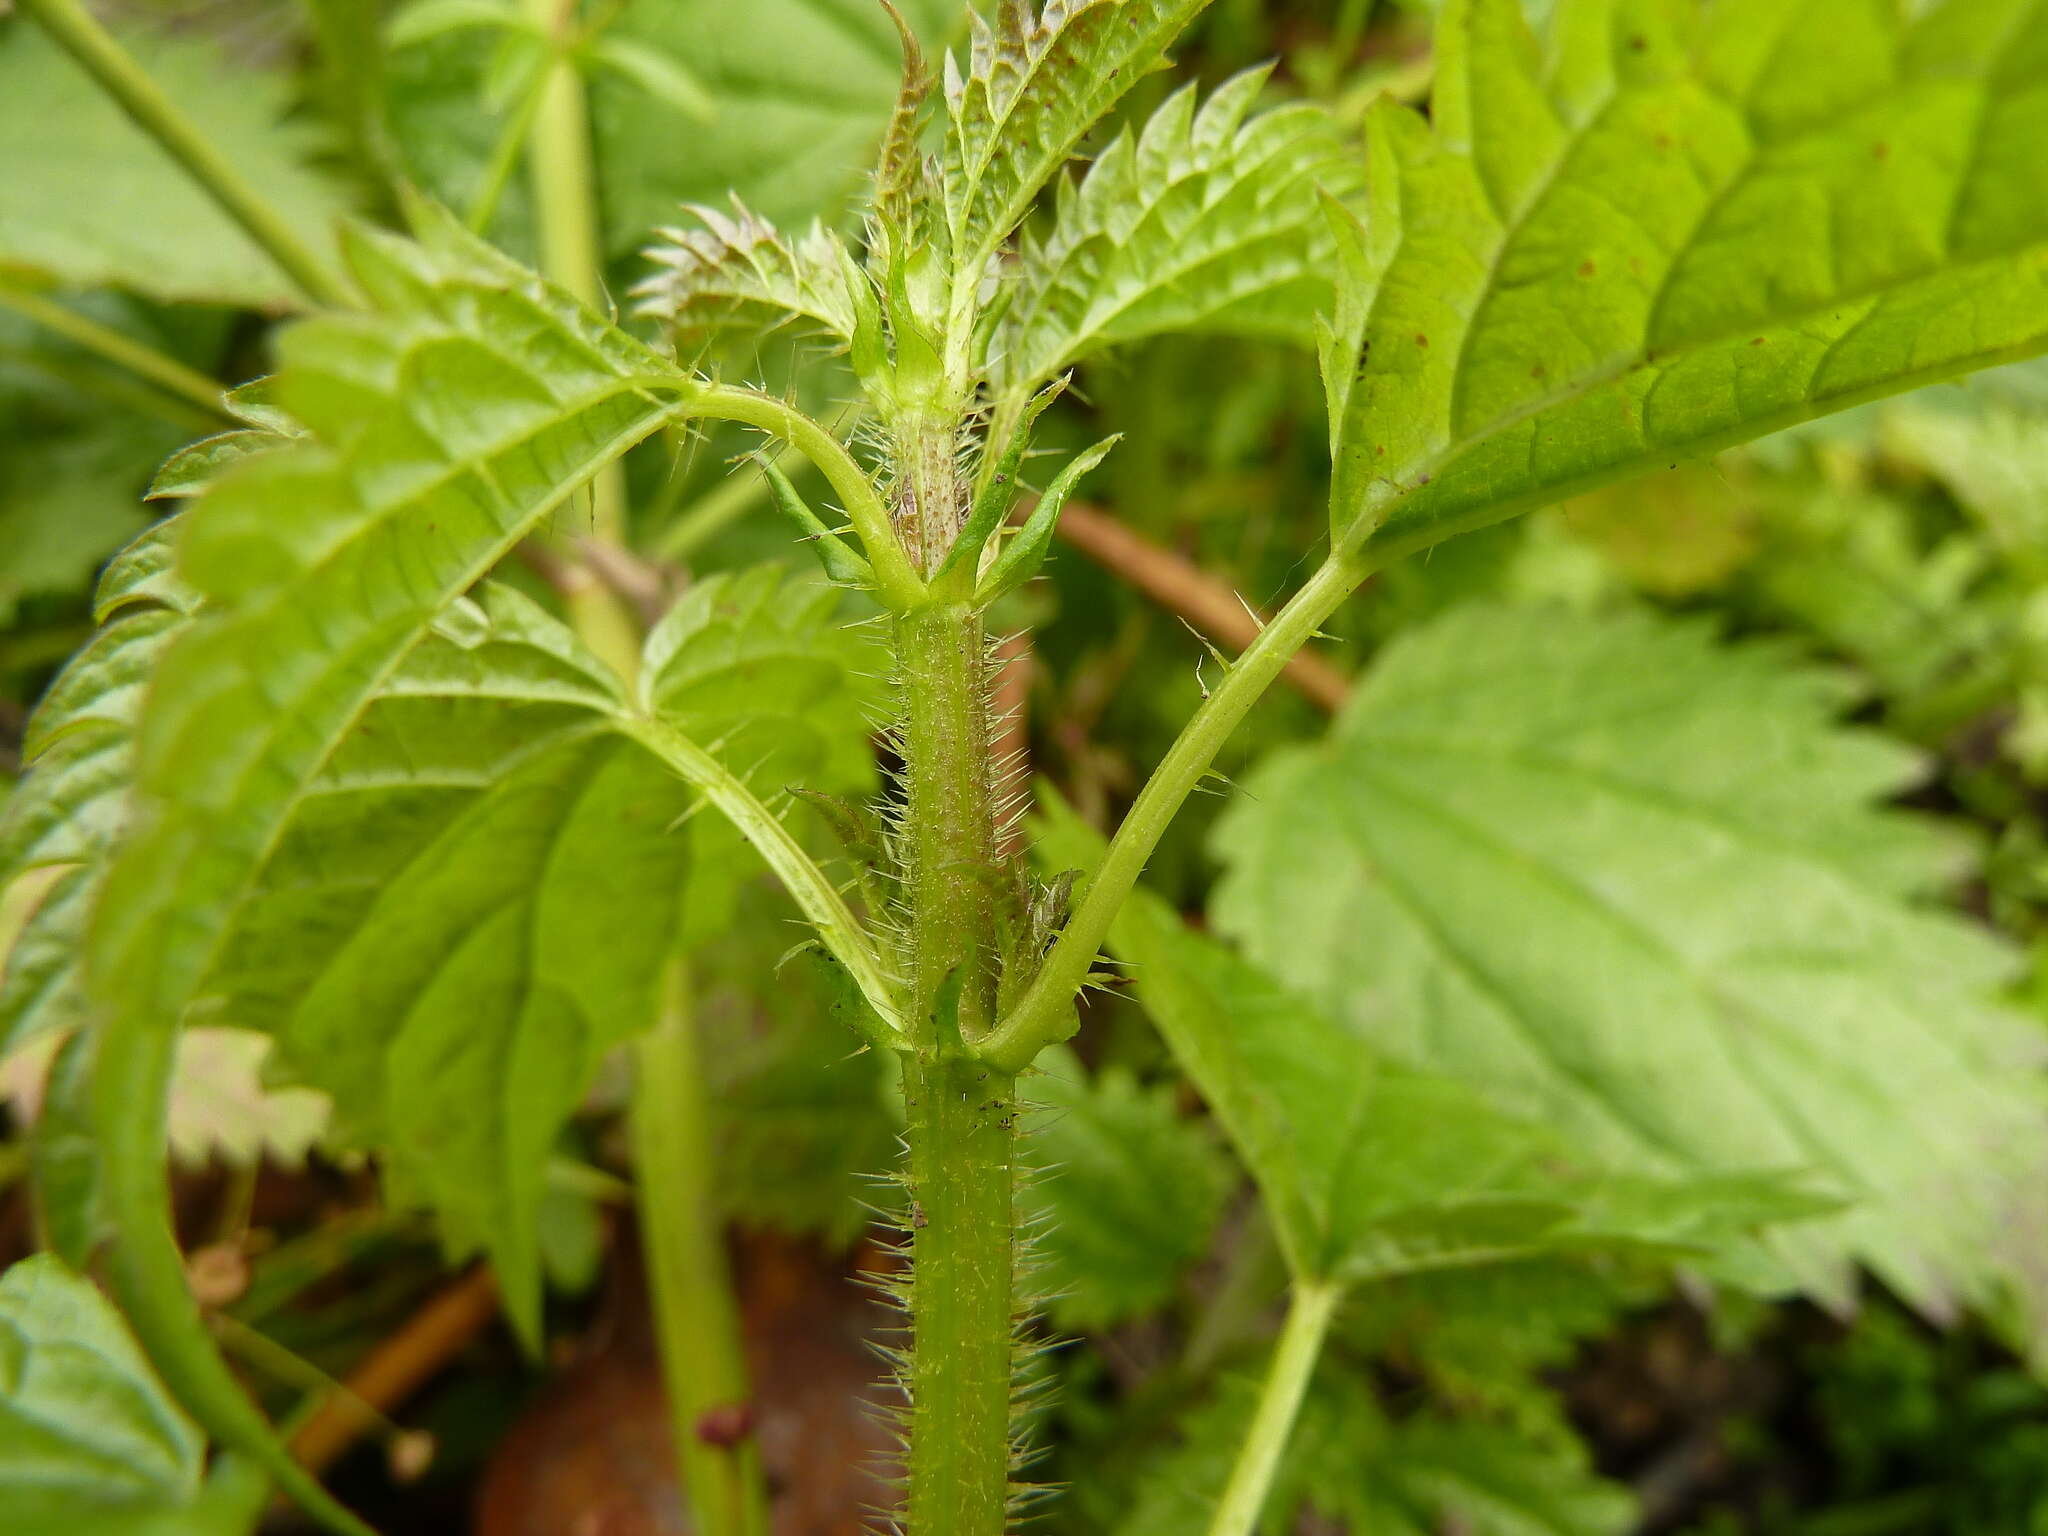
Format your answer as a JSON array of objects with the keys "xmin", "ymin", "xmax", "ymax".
[
  {"xmin": 466, "ymin": 67, "xmax": 552, "ymax": 235},
  {"xmin": 92, "ymin": 1024, "xmax": 377, "ymax": 1536},
  {"xmin": 521, "ymin": 0, "xmax": 605, "ymax": 315},
  {"xmin": 17, "ymin": 0, "xmax": 351, "ymax": 309},
  {"xmin": 521, "ymin": 0, "xmax": 627, "ymax": 544},
  {"xmin": 979, "ymin": 551, "xmax": 1370, "ymax": 1072},
  {"xmin": 0, "ymin": 341, "xmax": 215, "ymax": 434},
  {"xmin": 617, "ymin": 714, "xmax": 905, "ymax": 1041},
  {"xmin": 1205, "ymin": 1280, "xmax": 1342, "ymax": 1536},
  {"xmin": 902, "ymin": 1051, "xmax": 1018, "ymax": 1534},
  {"xmin": 894, "ymin": 590, "xmax": 1019, "ymax": 1533},
  {"xmin": 0, "ymin": 284, "xmax": 232, "ymax": 422},
  {"xmin": 631, "ymin": 959, "xmax": 770, "ymax": 1536},
  {"xmin": 692, "ymin": 390, "xmax": 924, "ymax": 608}
]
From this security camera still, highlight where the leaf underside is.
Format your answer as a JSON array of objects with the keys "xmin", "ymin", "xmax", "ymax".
[
  {"xmin": 201, "ymin": 569, "xmax": 876, "ymax": 1331},
  {"xmin": 1037, "ymin": 798, "xmax": 1823, "ymax": 1291},
  {"xmin": 90, "ymin": 210, "xmax": 688, "ymax": 1055},
  {"xmin": 0, "ymin": 522, "xmax": 195, "ymax": 1061},
  {"xmin": 0, "ymin": 25, "xmax": 349, "ymax": 306},
  {"xmin": 1213, "ymin": 605, "xmax": 2048, "ymax": 1355}
]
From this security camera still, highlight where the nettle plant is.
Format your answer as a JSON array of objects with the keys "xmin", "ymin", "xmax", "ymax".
[{"xmin": 7, "ymin": 0, "xmax": 2048, "ymax": 1532}]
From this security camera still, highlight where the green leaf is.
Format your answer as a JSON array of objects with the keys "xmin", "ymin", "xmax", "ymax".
[
  {"xmin": 1107, "ymin": 1368, "xmax": 1631, "ymax": 1536},
  {"xmin": 1878, "ymin": 361, "xmax": 2048, "ymax": 555},
  {"xmin": 1039, "ymin": 796, "xmax": 1823, "ymax": 1290},
  {"xmin": 1303, "ymin": 1407, "xmax": 1634, "ymax": 1536},
  {"xmin": 251, "ymin": 733, "xmax": 699, "ymax": 1343},
  {"xmin": 585, "ymin": 36, "xmax": 716, "ymax": 122},
  {"xmin": 146, "ymin": 433, "xmax": 290, "ymax": 502},
  {"xmin": 386, "ymin": 0, "xmax": 523, "ymax": 48},
  {"xmin": 1328, "ymin": 0, "xmax": 2048, "ymax": 565},
  {"xmin": 1211, "ymin": 603, "xmax": 2048, "ymax": 1353},
  {"xmin": 0, "ymin": 23, "xmax": 350, "ymax": 306},
  {"xmin": 637, "ymin": 563, "xmax": 883, "ymax": 795},
  {"xmin": 190, "ymin": 583, "xmax": 626, "ymax": 1331},
  {"xmin": 972, "ymin": 433, "xmax": 1120, "ymax": 606},
  {"xmin": 71, "ymin": 213, "xmax": 697, "ymax": 1527},
  {"xmin": 994, "ymin": 69, "xmax": 1364, "ymax": 395},
  {"xmin": 1020, "ymin": 1047, "xmax": 1234, "ymax": 1331},
  {"xmin": 1340, "ymin": 1259, "xmax": 1639, "ymax": 1433},
  {"xmin": 193, "ymin": 567, "xmax": 875, "ymax": 1335},
  {"xmin": 0, "ymin": 1253, "xmax": 264, "ymax": 1536},
  {"xmin": 93, "ymin": 211, "xmax": 693, "ymax": 1077},
  {"xmin": 636, "ymin": 202, "xmax": 857, "ymax": 348},
  {"xmin": 942, "ymin": 0, "xmax": 1215, "ymax": 278},
  {"xmin": 0, "ymin": 523, "xmax": 195, "ymax": 1059},
  {"xmin": 387, "ymin": 0, "xmax": 957, "ymax": 258},
  {"xmin": 871, "ymin": 0, "xmax": 938, "ymax": 242},
  {"xmin": 599, "ymin": 0, "xmax": 958, "ymax": 246}
]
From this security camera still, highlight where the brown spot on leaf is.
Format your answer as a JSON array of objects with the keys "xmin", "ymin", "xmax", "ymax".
[
  {"xmin": 1578, "ymin": 259, "xmax": 1597, "ymax": 278},
  {"xmin": 1415, "ymin": 332, "xmax": 1429, "ymax": 347},
  {"xmin": 1531, "ymin": 363, "xmax": 1547, "ymax": 379}
]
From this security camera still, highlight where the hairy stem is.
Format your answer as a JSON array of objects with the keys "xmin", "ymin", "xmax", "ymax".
[
  {"xmin": 18, "ymin": 0, "xmax": 351, "ymax": 309},
  {"xmin": 693, "ymin": 391, "xmax": 925, "ymax": 608},
  {"xmin": 979, "ymin": 551, "xmax": 1370, "ymax": 1071},
  {"xmin": 632, "ymin": 959, "xmax": 770, "ymax": 1536},
  {"xmin": 0, "ymin": 283, "xmax": 233, "ymax": 422},
  {"xmin": 895, "ymin": 573, "xmax": 1018, "ymax": 1528},
  {"xmin": 902, "ymin": 1051, "xmax": 1018, "ymax": 1534},
  {"xmin": 1206, "ymin": 1280, "xmax": 1341, "ymax": 1536}
]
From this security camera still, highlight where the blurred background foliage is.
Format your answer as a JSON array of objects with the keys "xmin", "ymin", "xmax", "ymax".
[{"xmin": 3, "ymin": 0, "xmax": 2047, "ymax": 1532}]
